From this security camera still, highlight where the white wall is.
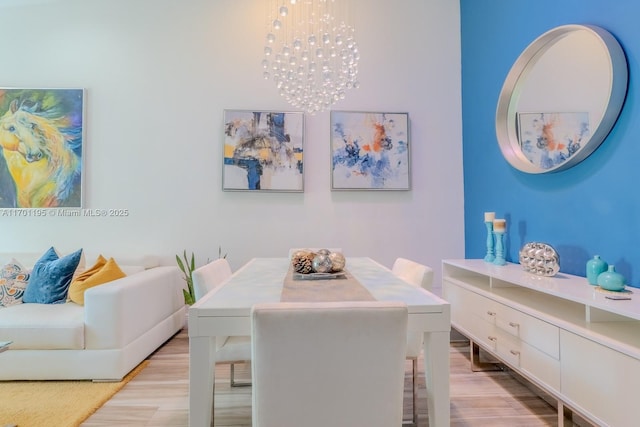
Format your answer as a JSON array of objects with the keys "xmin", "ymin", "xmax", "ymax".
[{"xmin": 0, "ymin": 0, "xmax": 463, "ymax": 289}]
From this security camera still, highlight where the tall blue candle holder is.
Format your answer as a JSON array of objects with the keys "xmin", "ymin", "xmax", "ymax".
[
  {"xmin": 493, "ymin": 230, "xmax": 506, "ymax": 266},
  {"xmin": 483, "ymin": 221, "xmax": 495, "ymax": 262}
]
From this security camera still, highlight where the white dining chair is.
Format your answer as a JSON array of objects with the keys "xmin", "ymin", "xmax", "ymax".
[
  {"xmin": 192, "ymin": 258, "xmax": 251, "ymax": 387},
  {"xmin": 391, "ymin": 257, "xmax": 434, "ymax": 426},
  {"xmin": 251, "ymin": 301, "xmax": 408, "ymax": 427}
]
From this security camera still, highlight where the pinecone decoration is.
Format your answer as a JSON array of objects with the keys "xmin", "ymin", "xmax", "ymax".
[{"xmin": 292, "ymin": 252, "xmax": 314, "ymax": 274}]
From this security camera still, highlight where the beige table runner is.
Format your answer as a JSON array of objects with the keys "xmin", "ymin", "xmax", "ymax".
[{"xmin": 281, "ymin": 268, "xmax": 375, "ymax": 302}]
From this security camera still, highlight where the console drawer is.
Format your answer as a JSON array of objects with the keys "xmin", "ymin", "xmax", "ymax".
[
  {"xmin": 493, "ymin": 329, "xmax": 521, "ymax": 366},
  {"xmin": 445, "ymin": 279, "xmax": 560, "ymax": 359},
  {"xmin": 444, "ymin": 279, "xmax": 499, "ymax": 323},
  {"xmin": 520, "ymin": 340, "xmax": 560, "ymax": 392},
  {"xmin": 466, "ymin": 313, "xmax": 497, "ymax": 352},
  {"xmin": 444, "ymin": 279, "xmax": 476, "ymax": 326},
  {"xmin": 493, "ymin": 303, "xmax": 560, "ymax": 359},
  {"xmin": 493, "ymin": 329, "xmax": 560, "ymax": 392},
  {"xmin": 444, "ymin": 281, "xmax": 496, "ymax": 350}
]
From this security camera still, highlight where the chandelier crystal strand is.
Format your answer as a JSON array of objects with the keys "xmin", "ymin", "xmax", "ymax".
[{"xmin": 262, "ymin": 0, "xmax": 360, "ymax": 114}]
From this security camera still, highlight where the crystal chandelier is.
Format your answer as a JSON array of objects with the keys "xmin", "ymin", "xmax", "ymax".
[{"xmin": 261, "ymin": 0, "xmax": 360, "ymax": 114}]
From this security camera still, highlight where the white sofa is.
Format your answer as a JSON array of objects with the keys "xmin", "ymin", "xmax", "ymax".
[{"xmin": 0, "ymin": 253, "xmax": 186, "ymax": 381}]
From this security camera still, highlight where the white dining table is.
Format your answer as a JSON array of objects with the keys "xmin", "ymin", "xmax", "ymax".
[{"xmin": 188, "ymin": 257, "xmax": 451, "ymax": 427}]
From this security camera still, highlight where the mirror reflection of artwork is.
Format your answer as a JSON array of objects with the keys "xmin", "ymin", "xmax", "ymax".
[
  {"xmin": 496, "ymin": 25, "xmax": 626, "ymax": 174},
  {"xmin": 517, "ymin": 112, "xmax": 590, "ymax": 170},
  {"xmin": 0, "ymin": 88, "xmax": 84, "ymax": 208},
  {"xmin": 223, "ymin": 110, "xmax": 304, "ymax": 192}
]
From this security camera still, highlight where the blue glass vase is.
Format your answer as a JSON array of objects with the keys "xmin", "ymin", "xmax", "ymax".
[
  {"xmin": 597, "ymin": 265, "xmax": 625, "ymax": 292},
  {"xmin": 586, "ymin": 255, "xmax": 607, "ymax": 286}
]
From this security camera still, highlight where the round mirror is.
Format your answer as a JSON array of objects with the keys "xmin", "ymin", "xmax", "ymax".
[{"xmin": 496, "ymin": 25, "xmax": 628, "ymax": 173}]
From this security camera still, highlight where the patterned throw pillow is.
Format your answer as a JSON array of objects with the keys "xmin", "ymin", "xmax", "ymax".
[{"xmin": 0, "ymin": 259, "xmax": 30, "ymax": 308}]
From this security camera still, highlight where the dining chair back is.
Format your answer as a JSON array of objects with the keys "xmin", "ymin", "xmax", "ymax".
[
  {"xmin": 391, "ymin": 257, "xmax": 434, "ymax": 426},
  {"xmin": 392, "ymin": 257, "xmax": 434, "ymax": 292},
  {"xmin": 251, "ymin": 301, "xmax": 408, "ymax": 427},
  {"xmin": 192, "ymin": 258, "xmax": 233, "ymax": 301},
  {"xmin": 192, "ymin": 258, "xmax": 251, "ymax": 387},
  {"xmin": 391, "ymin": 257, "xmax": 434, "ymax": 355}
]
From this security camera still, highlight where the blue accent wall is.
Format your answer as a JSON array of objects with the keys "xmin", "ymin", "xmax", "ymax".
[{"xmin": 461, "ymin": 0, "xmax": 640, "ymax": 286}]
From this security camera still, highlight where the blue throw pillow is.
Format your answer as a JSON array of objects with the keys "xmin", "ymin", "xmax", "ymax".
[{"xmin": 23, "ymin": 247, "xmax": 83, "ymax": 304}]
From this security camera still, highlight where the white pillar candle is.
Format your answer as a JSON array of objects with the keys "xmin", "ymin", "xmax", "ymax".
[
  {"xmin": 484, "ymin": 212, "xmax": 495, "ymax": 222},
  {"xmin": 493, "ymin": 219, "xmax": 506, "ymax": 232}
]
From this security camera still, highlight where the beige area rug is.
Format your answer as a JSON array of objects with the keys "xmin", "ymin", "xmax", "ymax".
[{"xmin": 0, "ymin": 360, "xmax": 149, "ymax": 427}]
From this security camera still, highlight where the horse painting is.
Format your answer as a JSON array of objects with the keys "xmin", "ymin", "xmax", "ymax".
[{"xmin": 0, "ymin": 93, "xmax": 83, "ymax": 208}]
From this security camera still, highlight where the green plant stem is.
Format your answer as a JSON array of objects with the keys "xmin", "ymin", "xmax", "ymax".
[{"xmin": 176, "ymin": 250, "xmax": 196, "ymax": 305}]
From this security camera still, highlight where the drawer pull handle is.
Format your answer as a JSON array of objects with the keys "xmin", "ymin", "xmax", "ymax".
[
  {"xmin": 487, "ymin": 311, "xmax": 496, "ymax": 316},
  {"xmin": 510, "ymin": 350, "xmax": 520, "ymax": 356},
  {"xmin": 509, "ymin": 322, "xmax": 519, "ymax": 328},
  {"xmin": 488, "ymin": 336, "xmax": 497, "ymax": 342}
]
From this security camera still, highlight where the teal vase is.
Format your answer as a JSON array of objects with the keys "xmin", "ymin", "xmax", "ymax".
[
  {"xmin": 597, "ymin": 265, "xmax": 626, "ymax": 291},
  {"xmin": 586, "ymin": 255, "xmax": 607, "ymax": 285}
]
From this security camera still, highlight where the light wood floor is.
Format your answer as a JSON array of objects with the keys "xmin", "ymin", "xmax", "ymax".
[{"xmin": 83, "ymin": 328, "xmax": 584, "ymax": 426}]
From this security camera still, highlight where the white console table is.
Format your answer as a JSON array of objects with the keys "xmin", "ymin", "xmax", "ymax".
[{"xmin": 442, "ymin": 259, "xmax": 640, "ymax": 427}]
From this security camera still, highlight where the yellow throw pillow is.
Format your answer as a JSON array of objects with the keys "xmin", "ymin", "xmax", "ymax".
[
  {"xmin": 72, "ymin": 255, "xmax": 107, "ymax": 283},
  {"xmin": 68, "ymin": 256, "xmax": 126, "ymax": 305}
]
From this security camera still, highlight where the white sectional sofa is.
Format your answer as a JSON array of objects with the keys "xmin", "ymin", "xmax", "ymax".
[{"xmin": 0, "ymin": 253, "xmax": 186, "ymax": 381}]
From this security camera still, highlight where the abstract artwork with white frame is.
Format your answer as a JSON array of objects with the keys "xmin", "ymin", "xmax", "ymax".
[
  {"xmin": 330, "ymin": 111, "xmax": 410, "ymax": 190},
  {"xmin": 222, "ymin": 109, "xmax": 304, "ymax": 192}
]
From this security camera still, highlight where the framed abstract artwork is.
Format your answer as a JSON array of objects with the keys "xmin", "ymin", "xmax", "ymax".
[
  {"xmin": 517, "ymin": 112, "xmax": 590, "ymax": 171},
  {"xmin": 331, "ymin": 111, "xmax": 410, "ymax": 190},
  {"xmin": 0, "ymin": 88, "xmax": 85, "ymax": 208},
  {"xmin": 223, "ymin": 110, "xmax": 304, "ymax": 192}
]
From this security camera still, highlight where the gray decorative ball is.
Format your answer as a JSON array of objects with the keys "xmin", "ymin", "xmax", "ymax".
[
  {"xmin": 312, "ymin": 254, "xmax": 333, "ymax": 273},
  {"xmin": 328, "ymin": 252, "xmax": 346, "ymax": 272}
]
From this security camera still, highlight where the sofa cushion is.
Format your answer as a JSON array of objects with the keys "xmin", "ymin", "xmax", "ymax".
[
  {"xmin": 119, "ymin": 265, "xmax": 145, "ymax": 275},
  {"xmin": 0, "ymin": 259, "xmax": 30, "ymax": 308},
  {"xmin": 0, "ymin": 302, "xmax": 85, "ymax": 349},
  {"xmin": 23, "ymin": 247, "xmax": 83, "ymax": 304},
  {"xmin": 68, "ymin": 256, "xmax": 126, "ymax": 305}
]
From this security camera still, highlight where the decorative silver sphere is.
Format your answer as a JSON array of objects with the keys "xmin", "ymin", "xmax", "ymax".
[
  {"xmin": 328, "ymin": 252, "xmax": 345, "ymax": 272},
  {"xmin": 312, "ymin": 254, "xmax": 333, "ymax": 273}
]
